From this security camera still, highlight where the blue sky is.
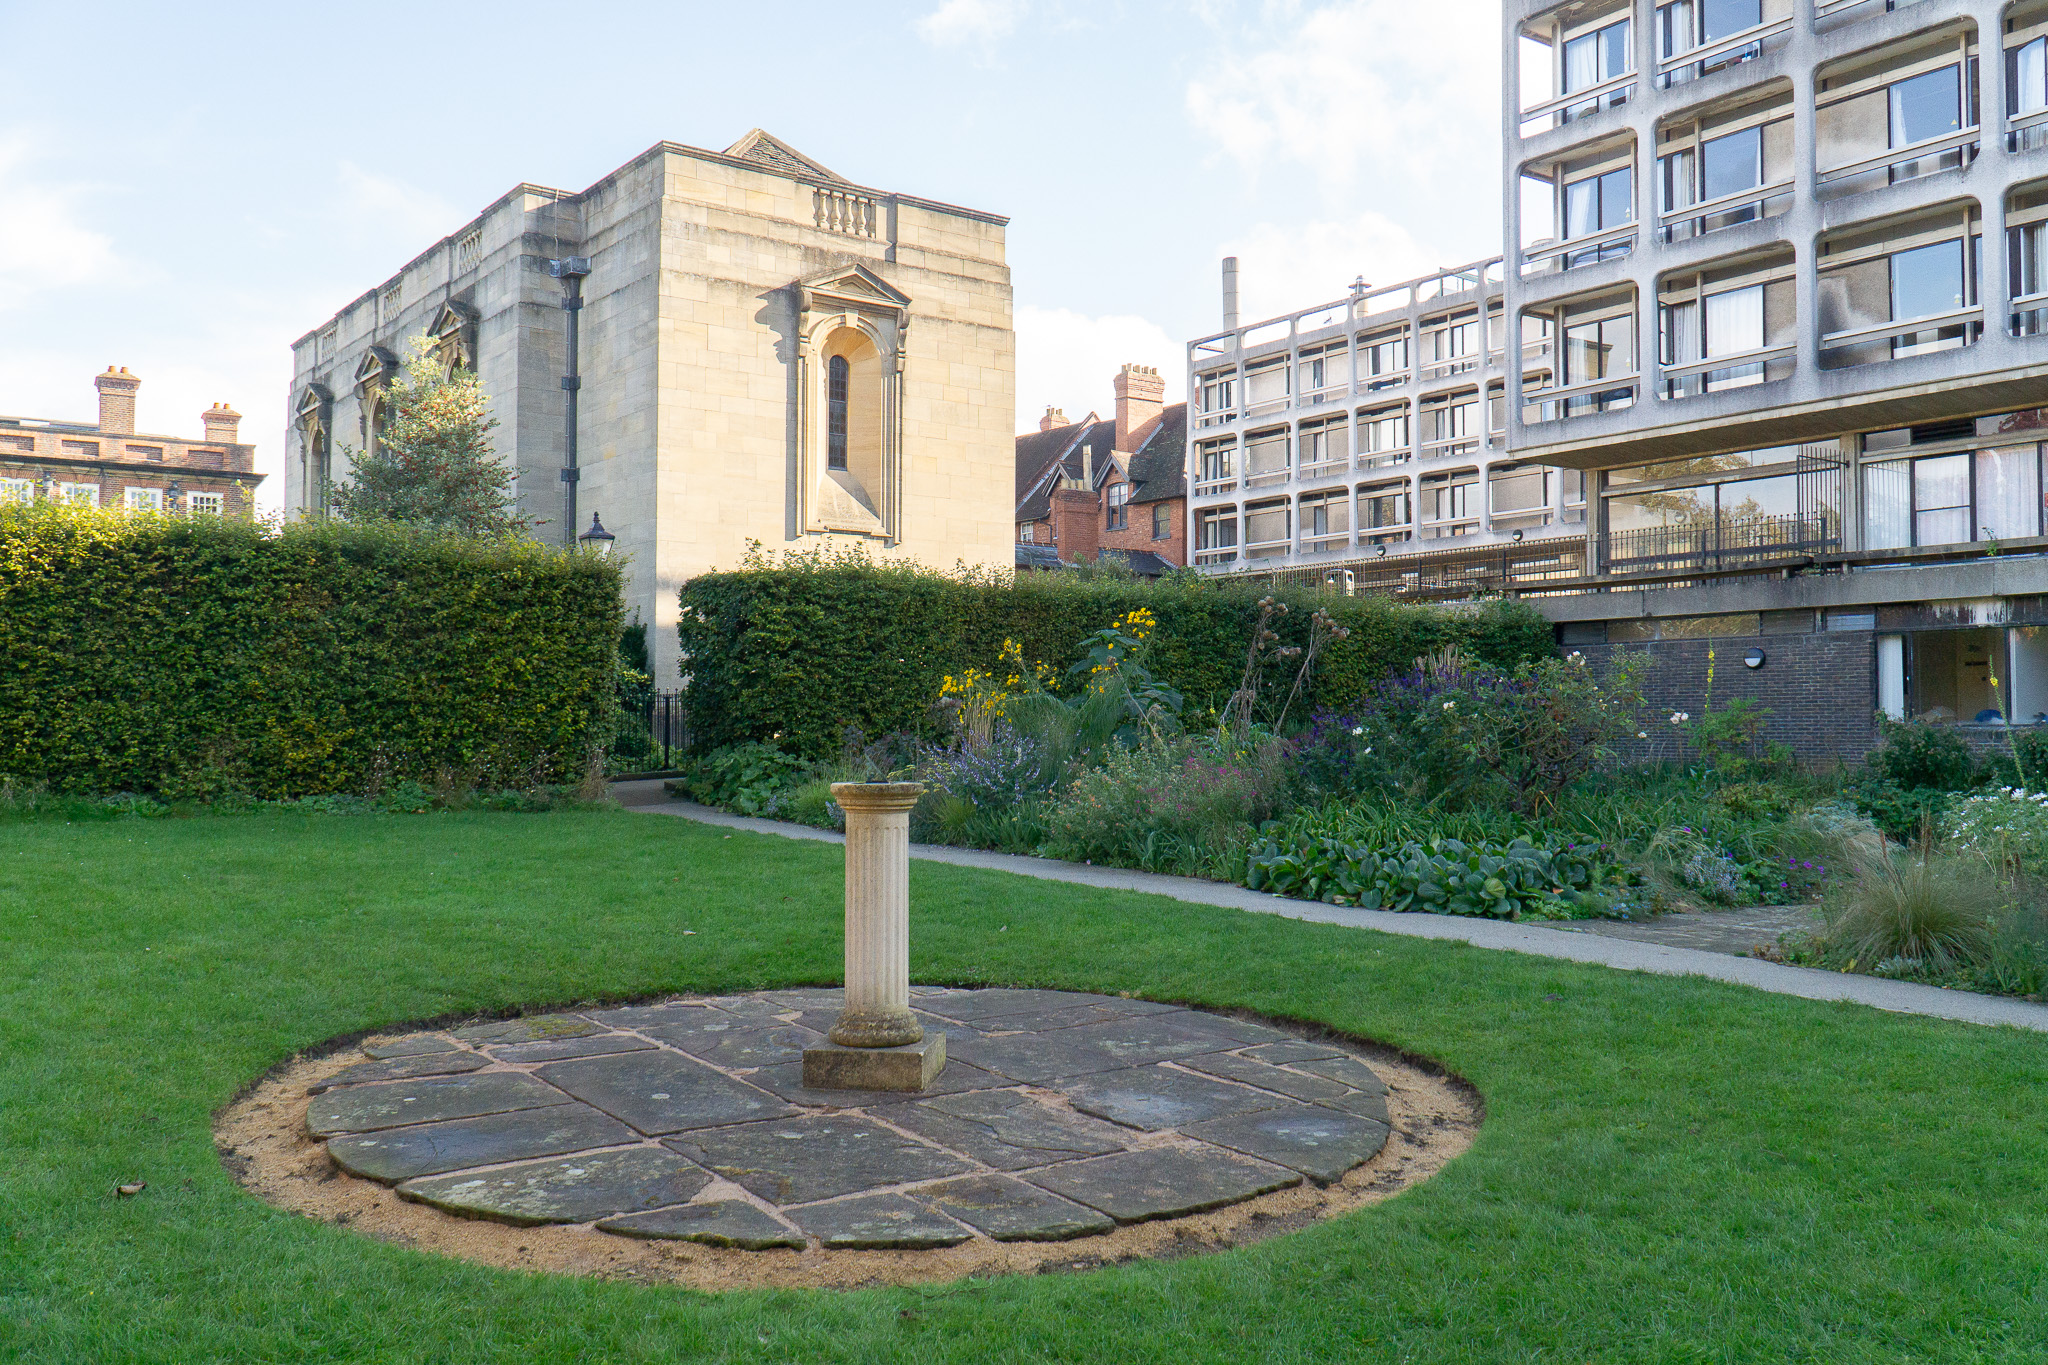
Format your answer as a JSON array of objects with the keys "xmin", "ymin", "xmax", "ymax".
[{"xmin": 0, "ymin": 0, "xmax": 1501, "ymax": 511}]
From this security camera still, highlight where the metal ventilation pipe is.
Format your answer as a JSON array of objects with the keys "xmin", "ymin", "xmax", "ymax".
[{"xmin": 1222, "ymin": 257, "xmax": 1239, "ymax": 331}]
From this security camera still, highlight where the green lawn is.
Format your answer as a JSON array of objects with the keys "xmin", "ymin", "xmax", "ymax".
[{"xmin": 3, "ymin": 809, "xmax": 2044, "ymax": 1364}]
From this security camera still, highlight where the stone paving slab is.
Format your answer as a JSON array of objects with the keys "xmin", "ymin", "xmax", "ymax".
[
  {"xmin": 1063, "ymin": 1066, "xmax": 1303, "ymax": 1131},
  {"xmin": 1289, "ymin": 1054, "xmax": 1390, "ymax": 1095},
  {"xmin": 362, "ymin": 1035, "xmax": 459, "ymax": 1060},
  {"xmin": 308, "ymin": 1051, "xmax": 488, "ymax": 1093},
  {"xmin": 487, "ymin": 1033, "xmax": 656, "ymax": 1064},
  {"xmin": 916, "ymin": 988, "xmax": 1124, "ymax": 1022},
  {"xmin": 1183, "ymin": 1108, "xmax": 1390, "ymax": 1186},
  {"xmin": 629, "ymin": 1006, "xmax": 757, "ymax": 1050},
  {"xmin": 537, "ymin": 1050, "xmax": 799, "ymax": 1135},
  {"xmin": 450, "ymin": 1015, "xmax": 602, "ymax": 1045},
  {"xmin": 1045, "ymin": 1015, "xmax": 1248, "ymax": 1070},
  {"xmin": 918, "ymin": 1174, "xmax": 1115, "ymax": 1241},
  {"xmin": 665, "ymin": 1116, "xmax": 975, "ymax": 1205},
  {"xmin": 1175, "ymin": 1051, "xmax": 1356, "ymax": 1105},
  {"xmin": 692, "ymin": 1024, "xmax": 823, "ymax": 1070},
  {"xmin": 327, "ymin": 1104, "xmax": 637, "ymax": 1182},
  {"xmin": 397, "ymin": 1147, "xmax": 710, "ymax": 1225},
  {"xmin": 1311, "ymin": 1087, "xmax": 1391, "ymax": 1126},
  {"xmin": 1027, "ymin": 1146, "xmax": 1301, "ymax": 1223},
  {"xmin": 583, "ymin": 1000, "xmax": 747, "ymax": 1029},
  {"xmin": 876, "ymin": 1089, "xmax": 1128, "ymax": 1170},
  {"xmin": 1189, "ymin": 1014, "xmax": 1300, "ymax": 1046},
  {"xmin": 308, "ymin": 1072, "xmax": 568, "ymax": 1137},
  {"xmin": 794, "ymin": 1194, "xmax": 973, "ymax": 1249},
  {"xmin": 598, "ymin": 1201, "xmax": 805, "ymax": 1249},
  {"xmin": 742, "ymin": 1058, "xmax": 1006, "ymax": 1107},
  {"xmin": 1241, "ymin": 1040, "xmax": 1349, "ymax": 1067}
]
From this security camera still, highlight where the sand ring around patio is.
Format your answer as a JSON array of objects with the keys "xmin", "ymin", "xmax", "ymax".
[{"xmin": 217, "ymin": 987, "xmax": 1481, "ymax": 1291}]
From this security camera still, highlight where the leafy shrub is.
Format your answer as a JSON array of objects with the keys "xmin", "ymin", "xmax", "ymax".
[
  {"xmin": 1244, "ymin": 828, "xmax": 1621, "ymax": 919},
  {"xmin": 1040, "ymin": 734, "xmax": 1292, "ymax": 878},
  {"xmin": 1940, "ymin": 786, "xmax": 2048, "ymax": 871},
  {"xmin": 0, "ymin": 504, "xmax": 620, "ymax": 798},
  {"xmin": 1850, "ymin": 780, "xmax": 1951, "ymax": 844},
  {"xmin": 1869, "ymin": 717, "xmax": 1976, "ymax": 792},
  {"xmin": 675, "ymin": 742, "xmax": 818, "ymax": 816},
  {"xmin": 676, "ymin": 546, "xmax": 1555, "ymax": 758},
  {"xmin": 1295, "ymin": 648, "xmax": 1643, "ymax": 813}
]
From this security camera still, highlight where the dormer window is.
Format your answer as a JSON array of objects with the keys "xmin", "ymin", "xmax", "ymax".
[{"xmin": 828, "ymin": 355, "xmax": 850, "ymax": 470}]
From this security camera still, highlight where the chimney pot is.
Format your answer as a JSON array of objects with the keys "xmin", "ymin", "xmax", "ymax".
[
  {"xmin": 201, "ymin": 402, "xmax": 243, "ymax": 447},
  {"xmin": 94, "ymin": 366, "xmax": 141, "ymax": 435},
  {"xmin": 1038, "ymin": 405, "xmax": 1069, "ymax": 433},
  {"xmin": 1112, "ymin": 363, "xmax": 1166, "ymax": 453}
]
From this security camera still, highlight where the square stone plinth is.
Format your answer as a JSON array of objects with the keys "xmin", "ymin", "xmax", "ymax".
[{"xmin": 801, "ymin": 1034, "xmax": 946, "ymax": 1093}]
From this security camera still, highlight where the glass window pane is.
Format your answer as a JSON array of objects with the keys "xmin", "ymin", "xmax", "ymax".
[
  {"xmin": 1891, "ymin": 240, "xmax": 1965, "ymax": 321},
  {"xmin": 2019, "ymin": 38, "xmax": 2048, "ymax": 116},
  {"xmin": 1700, "ymin": 0, "xmax": 1760, "ymax": 41},
  {"xmin": 1601, "ymin": 168, "xmax": 1633, "ymax": 224},
  {"xmin": 1565, "ymin": 178, "xmax": 1598, "ymax": 237},
  {"xmin": 1890, "ymin": 66, "xmax": 1962, "ymax": 147},
  {"xmin": 1704, "ymin": 286, "xmax": 1764, "ymax": 356},
  {"xmin": 1602, "ymin": 21, "xmax": 1630, "ymax": 79},
  {"xmin": 1865, "ymin": 459, "xmax": 1911, "ymax": 548},
  {"xmin": 1717, "ymin": 473, "xmax": 1799, "ymax": 522},
  {"xmin": 1565, "ymin": 32, "xmax": 1599, "ymax": 91},
  {"xmin": 1977, "ymin": 445, "xmax": 2040, "ymax": 539},
  {"xmin": 1916, "ymin": 452, "xmax": 1970, "ymax": 509},
  {"xmin": 1700, "ymin": 127, "xmax": 1762, "ymax": 200}
]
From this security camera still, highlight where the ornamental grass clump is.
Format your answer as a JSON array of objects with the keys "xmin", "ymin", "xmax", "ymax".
[
  {"xmin": 1940, "ymin": 787, "xmax": 2048, "ymax": 873},
  {"xmin": 1040, "ymin": 734, "xmax": 1292, "ymax": 879},
  {"xmin": 1822, "ymin": 846, "xmax": 1995, "ymax": 972}
]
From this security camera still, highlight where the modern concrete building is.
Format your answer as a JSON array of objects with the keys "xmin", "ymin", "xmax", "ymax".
[
  {"xmin": 1183, "ymin": 258, "xmax": 1588, "ymax": 586},
  {"xmin": 0, "ymin": 368, "xmax": 260, "ymax": 517},
  {"xmin": 1191, "ymin": 0, "xmax": 2048, "ymax": 761},
  {"xmin": 288, "ymin": 131, "xmax": 1016, "ymax": 688}
]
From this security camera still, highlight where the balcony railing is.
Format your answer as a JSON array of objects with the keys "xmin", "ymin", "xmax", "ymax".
[
  {"xmin": 1658, "ymin": 342, "xmax": 1797, "ymax": 396},
  {"xmin": 1658, "ymin": 179, "xmax": 1794, "ymax": 241},
  {"xmin": 1655, "ymin": 16, "xmax": 1793, "ymax": 80},
  {"xmin": 1601, "ymin": 512, "xmax": 1840, "ymax": 575},
  {"xmin": 1520, "ymin": 223, "xmax": 1638, "ymax": 275},
  {"xmin": 1819, "ymin": 305, "xmax": 1982, "ymax": 360},
  {"xmin": 2009, "ymin": 106, "xmax": 2048, "ymax": 152},
  {"xmin": 1816, "ymin": 127, "xmax": 1979, "ymax": 190},
  {"xmin": 1521, "ymin": 71, "xmax": 1637, "ymax": 128}
]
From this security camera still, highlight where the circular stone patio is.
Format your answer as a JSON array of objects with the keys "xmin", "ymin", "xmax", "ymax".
[{"xmin": 222, "ymin": 988, "xmax": 1478, "ymax": 1286}]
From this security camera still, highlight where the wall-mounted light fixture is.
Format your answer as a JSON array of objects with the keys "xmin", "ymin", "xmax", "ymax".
[{"xmin": 1744, "ymin": 648, "xmax": 1766, "ymax": 669}]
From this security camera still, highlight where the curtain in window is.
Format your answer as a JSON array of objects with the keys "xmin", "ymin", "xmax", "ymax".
[
  {"xmin": 2016, "ymin": 38, "xmax": 2047, "ymax": 115},
  {"xmin": 1661, "ymin": 149, "xmax": 1697, "ymax": 213},
  {"xmin": 1863, "ymin": 459, "xmax": 1912, "ymax": 548},
  {"xmin": 1660, "ymin": 301, "xmax": 1700, "ymax": 365},
  {"xmin": 1705, "ymin": 286, "xmax": 1764, "ymax": 356},
  {"xmin": 1565, "ymin": 31, "xmax": 1601, "ymax": 92},
  {"xmin": 2013, "ymin": 222, "xmax": 2046, "ymax": 299},
  {"xmin": 1914, "ymin": 453, "xmax": 1972, "ymax": 546},
  {"xmin": 1977, "ymin": 445, "xmax": 2041, "ymax": 539},
  {"xmin": 1660, "ymin": 0, "xmax": 1696, "ymax": 57},
  {"xmin": 1890, "ymin": 66, "xmax": 1962, "ymax": 147}
]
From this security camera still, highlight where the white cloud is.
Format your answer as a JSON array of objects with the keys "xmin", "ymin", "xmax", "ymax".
[
  {"xmin": 335, "ymin": 161, "xmax": 462, "ymax": 246},
  {"xmin": 1217, "ymin": 211, "xmax": 1444, "ymax": 324},
  {"xmin": 0, "ymin": 136, "xmax": 120, "ymax": 307},
  {"xmin": 1014, "ymin": 305, "xmax": 1184, "ymax": 434},
  {"xmin": 915, "ymin": 0, "xmax": 1024, "ymax": 49},
  {"xmin": 1185, "ymin": 0, "xmax": 1502, "ymax": 240}
]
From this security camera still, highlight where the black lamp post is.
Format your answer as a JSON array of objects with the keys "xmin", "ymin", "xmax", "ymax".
[
  {"xmin": 548, "ymin": 255, "xmax": 592, "ymax": 548},
  {"xmin": 578, "ymin": 511, "xmax": 616, "ymax": 557}
]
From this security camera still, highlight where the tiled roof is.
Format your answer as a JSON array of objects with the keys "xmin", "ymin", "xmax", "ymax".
[
  {"xmin": 1014, "ymin": 417, "xmax": 1114, "ymax": 510},
  {"xmin": 1016, "ymin": 543, "xmax": 1068, "ymax": 571},
  {"xmin": 1123, "ymin": 403, "xmax": 1186, "ymax": 506},
  {"xmin": 1100, "ymin": 549, "xmax": 1176, "ymax": 577}
]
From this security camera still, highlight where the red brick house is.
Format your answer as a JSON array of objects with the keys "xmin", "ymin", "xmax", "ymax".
[
  {"xmin": 1014, "ymin": 365, "xmax": 1185, "ymax": 574},
  {"xmin": 0, "ymin": 368, "xmax": 261, "ymax": 515}
]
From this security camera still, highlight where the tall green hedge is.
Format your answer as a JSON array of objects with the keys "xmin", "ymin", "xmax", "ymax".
[
  {"xmin": 0, "ymin": 506, "xmax": 622, "ymax": 798},
  {"xmin": 678, "ymin": 558, "xmax": 1555, "ymax": 757}
]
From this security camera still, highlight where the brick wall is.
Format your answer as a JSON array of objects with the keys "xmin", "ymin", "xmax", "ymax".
[{"xmin": 1575, "ymin": 630, "xmax": 1879, "ymax": 767}]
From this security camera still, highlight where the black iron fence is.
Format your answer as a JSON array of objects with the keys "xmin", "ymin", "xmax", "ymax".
[{"xmin": 642, "ymin": 690, "xmax": 688, "ymax": 771}]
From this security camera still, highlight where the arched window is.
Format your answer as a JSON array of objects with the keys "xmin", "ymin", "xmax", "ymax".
[{"xmin": 828, "ymin": 355, "xmax": 850, "ymax": 470}]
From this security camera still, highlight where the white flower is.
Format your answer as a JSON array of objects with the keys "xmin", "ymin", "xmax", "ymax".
[
  {"xmin": 1363, "ymin": 747, "xmax": 1373, "ymax": 755},
  {"xmin": 1670, "ymin": 711, "xmax": 1690, "ymax": 723},
  {"xmin": 1636, "ymin": 731, "xmax": 1648, "ymax": 739},
  {"xmin": 1442, "ymin": 701, "xmax": 1457, "ymax": 711},
  {"xmin": 1351, "ymin": 726, "xmax": 1364, "ymax": 736}
]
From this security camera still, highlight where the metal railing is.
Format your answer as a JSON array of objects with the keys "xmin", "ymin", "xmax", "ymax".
[
  {"xmin": 642, "ymin": 690, "xmax": 689, "ymax": 771},
  {"xmin": 1234, "ymin": 536, "xmax": 1592, "ymax": 596},
  {"xmin": 1601, "ymin": 513, "xmax": 1840, "ymax": 575}
]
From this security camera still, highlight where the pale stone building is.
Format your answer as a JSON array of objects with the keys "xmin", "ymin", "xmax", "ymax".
[{"xmin": 287, "ymin": 132, "xmax": 1016, "ymax": 687}]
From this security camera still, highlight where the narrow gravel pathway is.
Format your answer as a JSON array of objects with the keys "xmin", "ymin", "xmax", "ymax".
[{"xmin": 612, "ymin": 781, "xmax": 2048, "ymax": 1035}]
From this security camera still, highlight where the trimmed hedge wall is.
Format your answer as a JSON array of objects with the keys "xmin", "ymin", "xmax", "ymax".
[
  {"xmin": 678, "ymin": 561, "xmax": 1556, "ymax": 757},
  {"xmin": 0, "ymin": 506, "xmax": 622, "ymax": 798}
]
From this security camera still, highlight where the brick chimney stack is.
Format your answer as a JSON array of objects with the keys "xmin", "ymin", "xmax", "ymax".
[
  {"xmin": 1039, "ymin": 406, "xmax": 1069, "ymax": 432},
  {"xmin": 201, "ymin": 403, "xmax": 243, "ymax": 446},
  {"xmin": 1113, "ymin": 363, "xmax": 1165, "ymax": 453},
  {"xmin": 95, "ymin": 366, "xmax": 140, "ymax": 435}
]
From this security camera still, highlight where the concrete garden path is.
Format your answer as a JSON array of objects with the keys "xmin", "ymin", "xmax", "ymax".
[{"xmin": 612, "ymin": 781, "xmax": 2048, "ymax": 1035}]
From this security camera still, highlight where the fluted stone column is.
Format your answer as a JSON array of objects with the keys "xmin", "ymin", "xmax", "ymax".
[{"xmin": 802, "ymin": 782, "xmax": 946, "ymax": 1091}]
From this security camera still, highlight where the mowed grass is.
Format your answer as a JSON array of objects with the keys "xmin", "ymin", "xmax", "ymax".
[{"xmin": 2, "ymin": 809, "xmax": 2045, "ymax": 1364}]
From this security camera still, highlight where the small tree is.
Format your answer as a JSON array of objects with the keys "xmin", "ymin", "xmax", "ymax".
[{"xmin": 330, "ymin": 335, "xmax": 530, "ymax": 535}]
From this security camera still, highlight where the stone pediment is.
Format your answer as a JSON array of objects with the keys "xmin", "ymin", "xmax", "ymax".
[
  {"xmin": 354, "ymin": 346, "xmax": 398, "ymax": 384},
  {"xmin": 724, "ymin": 129, "xmax": 849, "ymax": 185},
  {"xmin": 799, "ymin": 264, "xmax": 912, "ymax": 320}
]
